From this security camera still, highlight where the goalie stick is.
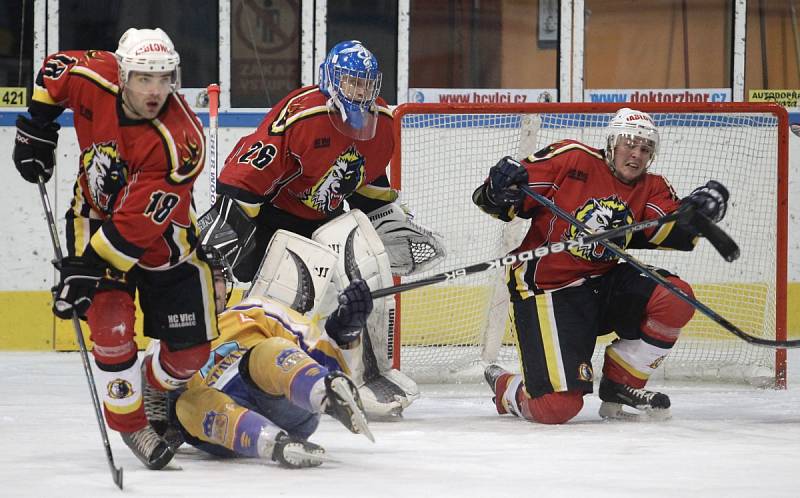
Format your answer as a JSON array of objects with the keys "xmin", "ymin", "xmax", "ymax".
[
  {"xmin": 371, "ymin": 207, "xmax": 692, "ymax": 299},
  {"xmin": 519, "ymin": 185, "xmax": 799, "ymax": 349},
  {"xmin": 37, "ymin": 177, "xmax": 124, "ymax": 489}
]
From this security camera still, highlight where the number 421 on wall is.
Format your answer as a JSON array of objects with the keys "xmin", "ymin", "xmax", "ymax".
[{"xmin": 0, "ymin": 88, "xmax": 27, "ymax": 107}]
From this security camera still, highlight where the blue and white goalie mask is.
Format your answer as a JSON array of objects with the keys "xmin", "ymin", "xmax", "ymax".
[{"xmin": 319, "ymin": 40, "xmax": 382, "ymax": 140}]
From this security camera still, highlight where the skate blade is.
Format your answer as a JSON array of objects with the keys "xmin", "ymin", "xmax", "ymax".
[
  {"xmin": 282, "ymin": 447, "xmax": 331, "ymax": 467},
  {"xmin": 331, "ymin": 379, "xmax": 375, "ymax": 442},
  {"xmin": 599, "ymin": 402, "xmax": 672, "ymax": 422}
]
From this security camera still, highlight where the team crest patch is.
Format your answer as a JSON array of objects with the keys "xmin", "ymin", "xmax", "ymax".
[
  {"xmin": 565, "ymin": 195, "xmax": 633, "ymax": 262},
  {"xmin": 81, "ymin": 141, "xmax": 127, "ymax": 213},
  {"xmin": 202, "ymin": 410, "xmax": 229, "ymax": 445},
  {"xmin": 276, "ymin": 348, "xmax": 306, "ymax": 372},
  {"xmin": 578, "ymin": 362, "xmax": 594, "ymax": 382},
  {"xmin": 299, "ymin": 144, "xmax": 365, "ymax": 214},
  {"xmin": 106, "ymin": 378, "xmax": 134, "ymax": 399}
]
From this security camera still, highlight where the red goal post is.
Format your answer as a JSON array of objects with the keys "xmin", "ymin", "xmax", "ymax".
[{"xmin": 389, "ymin": 102, "xmax": 788, "ymax": 387}]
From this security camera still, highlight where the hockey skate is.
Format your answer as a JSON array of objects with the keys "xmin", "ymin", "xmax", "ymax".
[
  {"xmin": 598, "ymin": 377, "xmax": 671, "ymax": 421},
  {"xmin": 323, "ymin": 372, "xmax": 375, "ymax": 442},
  {"xmin": 121, "ymin": 424, "xmax": 175, "ymax": 470},
  {"xmin": 259, "ymin": 430, "xmax": 326, "ymax": 469},
  {"xmin": 484, "ymin": 364, "xmax": 515, "ymax": 415},
  {"xmin": 484, "ymin": 364, "xmax": 509, "ymax": 395},
  {"xmin": 142, "ymin": 364, "xmax": 184, "ymax": 450}
]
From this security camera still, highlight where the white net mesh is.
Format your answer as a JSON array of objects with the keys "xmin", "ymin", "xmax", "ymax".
[{"xmin": 393, "ymin": 106, "xmax": 784, "ymax": 386}]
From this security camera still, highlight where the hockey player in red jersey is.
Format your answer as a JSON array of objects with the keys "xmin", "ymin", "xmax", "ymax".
[
  {"xmin": 474, "ymin": 108, "xmax": 729, "ymax": 422},
  {"xmin": 12, "ymin": 28, "xmax": 217, "ymax": 469},
  {"xmin": 199, "ymin": 40, "xmax": 444, "ymax": 419}
]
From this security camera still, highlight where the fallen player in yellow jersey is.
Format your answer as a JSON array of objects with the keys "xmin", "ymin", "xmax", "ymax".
[{"xmin": 157, "ymin": 278, "xmax": 375, "ymax": 468}]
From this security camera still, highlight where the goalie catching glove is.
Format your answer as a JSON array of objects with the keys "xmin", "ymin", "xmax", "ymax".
[{"xmin": 366, "ymin": 202, "xmax": 446, "ymax": 276}]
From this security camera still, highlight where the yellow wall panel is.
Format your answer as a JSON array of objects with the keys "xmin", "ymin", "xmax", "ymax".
[{"xmin": 0, "ymin": 291, "xmax": 53, "ymax": 350}]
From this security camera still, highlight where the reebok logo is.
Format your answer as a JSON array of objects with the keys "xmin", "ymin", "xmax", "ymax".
[{"xmin": 314, "ymin": 137, "xmax": 331, "ymax": 149}]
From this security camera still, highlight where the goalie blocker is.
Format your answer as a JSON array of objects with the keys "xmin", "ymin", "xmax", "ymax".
[{"xmin": 247, "ymin": 215, "xmax": 420, "ymax": 418}]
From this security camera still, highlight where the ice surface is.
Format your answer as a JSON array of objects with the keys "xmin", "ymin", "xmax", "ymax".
[{"xmin": 1, "ymin": 351, "xmax": 798, "ymax": 497}]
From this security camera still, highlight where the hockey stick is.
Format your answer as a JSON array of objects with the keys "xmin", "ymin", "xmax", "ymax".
[
  {"xmin": 207, "ymin": 83, "xmax": 220, "ymax": 206},
  {"xmin": 684, "ymin": 208, "xmax": 740, "ymax": 262},
  {"xmin": 370, "ymin": 208, "xmax": 690, "ymax": 299},
  {"xmin": 37, "ymin": 177, "xmax": 124, "ymax": 489},
  {"xmin": 520, "ymin": 185, "xmax": 800, "ymax": 349}
]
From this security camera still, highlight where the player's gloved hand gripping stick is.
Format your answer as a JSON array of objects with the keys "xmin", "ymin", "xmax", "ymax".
[
  {"xmin": 371, "ymin": 206, "xmax": 692, "ymax": 296},
  {"xmin": 517, "ymin": 185, "xmax": 798, "ymax": 349}
]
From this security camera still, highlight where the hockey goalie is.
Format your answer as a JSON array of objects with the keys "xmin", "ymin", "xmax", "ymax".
[
  {"xmin": 197, "ymin": 40, "xmax": 445, "ymax": 418},
  {"xmin": 200, "ymin": 203, "xmax": 444, "ymax": 418}
]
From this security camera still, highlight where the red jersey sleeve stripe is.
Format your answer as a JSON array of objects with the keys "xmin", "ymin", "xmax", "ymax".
[
  {"xmin": 527, "ymin": 142, "xmax": 604, "ymax": 163},
  {"xmin": 69, "ymin": 66, "xmax": 120, "ymax": 95},
  {"xmin": 270, "ymin": 105, "xmax": 329, "ymax": 134},
  {"xmin": 90, "ymin": 221, "xmax": 145, "ymax": 271}
]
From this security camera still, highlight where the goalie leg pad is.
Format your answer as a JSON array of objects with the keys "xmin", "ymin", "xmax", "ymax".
[
  {"xmin": 366, "ymin": 202, "xmax": 446, "ymax": 276},
  {"xmin": 312, "ymin": 210, "xmax": 419, "ymax": 416},
  {"xmin": 245, "ymin": 230, "xmax": 339, "ymax": 317},
  {"xmin": 312, "ymin": 209, "xmax": 395, "ymax": 380}
]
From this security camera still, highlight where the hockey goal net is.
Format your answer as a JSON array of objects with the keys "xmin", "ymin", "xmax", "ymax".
[{"xmin": 390, "ymin": 102, "xmax": 788, "ymax": 387}]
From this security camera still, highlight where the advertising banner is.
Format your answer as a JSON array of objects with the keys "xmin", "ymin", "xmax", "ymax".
[
  {"xmin": 585, "ymin": 88, "xmax": 731, "ymax": 104},
  {"xmin": 408, "ymin": 88, "xmax": 557, "ymax": 104},
  {"xmin": 749, "ymin": 89, "xmax": 800, "ymax": 108}
]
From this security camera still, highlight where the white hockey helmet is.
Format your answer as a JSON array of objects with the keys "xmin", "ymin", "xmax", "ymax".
[
  {"xmin": 605, "ymin": 107, "xmax": 659, "ymax": 169},
  {"xmin": 115, "ymin": 28, "xmax": 181, "ymax": 90}
]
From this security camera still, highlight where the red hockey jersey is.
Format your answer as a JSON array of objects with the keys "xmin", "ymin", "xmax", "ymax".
[
  {"xmin": 33, "ymin": 50, "xmax": 205, "ymax": 271},
  {"xmin": 217, "ymin": 86, "xmax": 397, "ymax": 221},
  {"xmin": 484, "ymin": 140, "xmax": 696, "ymax": 292}
]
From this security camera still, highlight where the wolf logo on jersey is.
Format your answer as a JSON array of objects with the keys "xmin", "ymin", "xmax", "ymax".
[
  {"xmin": 300, "ymin": 144, "xmax": 365, "ymax": 214},
  {"xmin": 566, "ymin": 196, "xmax": 633, "ymax": 262},
  {"xmin": 81, "ymin": 141, "xmax": 127, "ymax": 213}
]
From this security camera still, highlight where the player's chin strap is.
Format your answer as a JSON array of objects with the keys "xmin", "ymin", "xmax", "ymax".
[
  {"xmin": 366, "ymin": 203, "xmax": 446, "ymax": 276},
  {"xmin": 518, "ymin": 185, "xmax": 800, "ymax": 349}
]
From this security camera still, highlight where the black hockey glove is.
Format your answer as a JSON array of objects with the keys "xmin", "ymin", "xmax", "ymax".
[
  {"xmin": 198, "ymin": 195, "xmax": 257, "ymax": 276},
  {"xmin": 681, "ymin": 180, "xmax": 728, "ymax": 223},
  {"xmin": 485, "ymin": 156, "xmax": 529, "ymax": 207},
  {"xmin": 325, "ymin": 279, "xmax": 373, "ymax": 346},
  {"xmin": 52, "ymin": 256, "xmax": 107, "ymax": 319},
  {"xmin": 13, "ymin": 115, "xmax": 60, "ymax": 183}
]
